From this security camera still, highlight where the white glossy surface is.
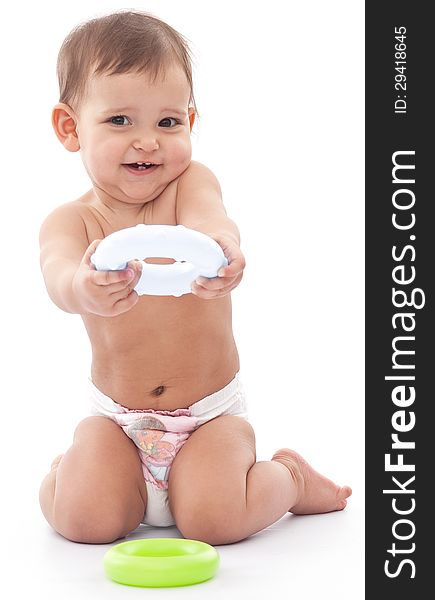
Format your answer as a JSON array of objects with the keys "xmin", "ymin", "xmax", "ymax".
[{"xmin": 91, "ymin": 225, "xmax": 228, "ymax": 297}]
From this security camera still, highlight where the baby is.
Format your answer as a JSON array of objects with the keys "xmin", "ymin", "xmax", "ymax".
[{"xmin": 39, "ymin": 10, "xmax": 351, "ymax": 545}]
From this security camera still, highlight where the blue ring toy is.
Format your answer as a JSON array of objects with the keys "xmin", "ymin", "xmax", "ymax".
[{"xmin": 103, "ymin": 538, "xmax": 220, "ymax": 587}]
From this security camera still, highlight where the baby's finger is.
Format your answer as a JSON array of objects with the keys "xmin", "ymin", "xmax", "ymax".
[
  {"xmin": 191, "ymin": 282, "xmax": 232, "ymax": 299},
  {"xmin": 126, "ymin": 260, "xmax": 143, "ymax": 289},
  {"xmin": 111, "ymin": 281, "xmax": 137, "ymax": 302},
  {"xmin": 113, "ymin": 288, "xmax": 139, "ymax": 314},
  {"xmin": 192, "ymin": 273, "xmax": 242, "ymax": 299},
  {"xmin": 107, "ymin": 277, "xmax": 138, "ymax": 295},
  {"xmin": 82, "ymin": 239, "xmax": 102, "ymax": 267},
  {"xmin": 195, "ymin": 275, "xmax": 235, "ymax": 291},
  {"xmin": 91, "ymin": 268, "xmax": 135, "ymax": 287},
  {"xmin": 217, "ymin": 255, "xmax": 245, "ymax": 278}
]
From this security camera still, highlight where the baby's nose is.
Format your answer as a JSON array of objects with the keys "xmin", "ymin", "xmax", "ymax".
[{"xmin": 133, "ymin": 134, "xmax": 159, "ymax": 152}]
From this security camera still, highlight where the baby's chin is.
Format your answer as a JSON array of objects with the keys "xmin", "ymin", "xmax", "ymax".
[{"xmin": 90, "ymin": 179, "xmax": 158, "ymax": 205}]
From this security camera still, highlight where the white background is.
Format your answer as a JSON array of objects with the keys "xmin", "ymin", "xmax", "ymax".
[{"xmin": 1, "ymin": 1, "xmax": 364, "ymax": 598}]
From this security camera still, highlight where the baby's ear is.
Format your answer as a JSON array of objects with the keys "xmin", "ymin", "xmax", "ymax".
[
  {"xmin": 52, "ymin": 103, "xmax": 80, "ymax": 152},
  {"xmin": 188, "ymin": 107, "xmax": 196, "ymax": 132}
]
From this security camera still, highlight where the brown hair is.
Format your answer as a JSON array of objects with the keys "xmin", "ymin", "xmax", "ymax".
[{"xmin": 56, "ymin": 10, "xmax": 196, "ymax": 112}]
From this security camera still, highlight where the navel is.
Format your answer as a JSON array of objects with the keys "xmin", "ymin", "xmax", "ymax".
[{"xmin": 151, "ymin": 385, "xmax": 166, "ymax": 397}]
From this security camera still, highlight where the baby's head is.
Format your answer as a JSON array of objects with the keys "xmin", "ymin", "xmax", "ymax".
[
  {"xmin": 53, "ymin": 11, "xmax": 197, "ymax": 205},
  {"xmin": 56, "ymin": 10, "xmax": 196, "ymax": 115}
]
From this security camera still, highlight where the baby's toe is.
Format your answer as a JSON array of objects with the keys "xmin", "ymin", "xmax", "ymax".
[
  {"xmin": 336, "ymin": 485, "xmax": 352, "ymax": 510},
  {"xmin": 51, "ymin": 454, "xmax": 64, "ymax": 470}
]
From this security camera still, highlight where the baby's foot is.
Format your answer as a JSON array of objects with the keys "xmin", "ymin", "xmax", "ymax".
[{"xmin": 272, "ymin": 448, "xmax": 352, "ymax": 515}]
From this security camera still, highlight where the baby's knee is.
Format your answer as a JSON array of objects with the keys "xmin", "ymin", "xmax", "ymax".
[
  {"xmin": 72, "ymin": 415, "xmax": 118, "ymax": 443},
  {"xmin": 52, "ymin": 496, "xmax": 132, "ymax": 544},
  {"xmin": 178, "ymin": 520, "xmax": 243, "ymax": 546},
  {"xmin": 176, "ymin": 506, "xmax": 245, "ymax": 546}
]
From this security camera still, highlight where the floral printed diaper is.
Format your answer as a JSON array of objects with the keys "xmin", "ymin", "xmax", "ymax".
[{"xmin": 89, "ymin": 373, "xmax": 248, "ymax": 492}]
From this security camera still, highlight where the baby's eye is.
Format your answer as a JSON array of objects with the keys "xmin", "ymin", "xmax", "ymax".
[
  {"xmin": 159, "ymin": 117, "xmax": 180, "ymax": 128},
  {"xmin": 109, "ymin": 115, "xmax": 130, "ymax": 126}
]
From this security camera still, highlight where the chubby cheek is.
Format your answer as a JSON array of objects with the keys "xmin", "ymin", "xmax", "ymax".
[
  {"xmin": 166, "ymin": 137, "xmax": 192, "ymax": 172},
  {"xmin": 83, "ymin": 138, "xmax": 123, "ymax": 180}
]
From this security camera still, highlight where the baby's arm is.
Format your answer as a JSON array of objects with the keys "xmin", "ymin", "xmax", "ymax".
[
  {"xmin": 176, "ymin": 161, "xmax": 245, "ymax": 298},
  {"xmin": 39, "ymin": 204, "xmax": 140, "ymax": 315}
]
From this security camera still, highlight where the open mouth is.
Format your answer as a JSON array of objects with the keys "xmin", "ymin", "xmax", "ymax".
[{"xmin": 125, "ymin": 162, "xmax": 157, "ymax": 170}]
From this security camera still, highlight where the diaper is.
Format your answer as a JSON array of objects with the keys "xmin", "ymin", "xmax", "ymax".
[{"xmin": 89, "ymin": 373, "xmax": 248, "ymax": 526}]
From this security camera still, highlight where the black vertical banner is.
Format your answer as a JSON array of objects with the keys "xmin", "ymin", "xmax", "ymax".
[{"xmin": 366, "ymin": 1, "xmax": 433, "ymax": 597}]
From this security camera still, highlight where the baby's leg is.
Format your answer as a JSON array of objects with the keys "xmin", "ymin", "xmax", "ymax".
[
  {"xmin": 39, "ymin": 416, "xmax": 147, "ymax": 544},
  {"xmin": 168, "ymin": 416, "xmax": 351, "ymax": 545}
]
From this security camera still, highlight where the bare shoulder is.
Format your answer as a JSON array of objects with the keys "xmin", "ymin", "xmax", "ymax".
[
  {"xmin": 39, "ymin": 199, "xmax": 91, "ymax": 266},
  {"xmin": 178, "ymin": 160, "xmax": 222, "ymax": 191},
  {"xmin": 175, "ymin": 161, "xmax": 224, "ymax": 226},
  {"xmin": 39, "ymin": 199, "xmax": 89, "ymax": 244}
]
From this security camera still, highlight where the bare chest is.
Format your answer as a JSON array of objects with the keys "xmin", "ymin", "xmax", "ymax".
[{"xmin": 78, "ymin": 180, "xmax": 178, "ymax": 242}]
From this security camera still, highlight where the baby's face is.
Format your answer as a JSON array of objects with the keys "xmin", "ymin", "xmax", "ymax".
[{"xmin": 74, "ymin": 65, "xmax": 194, "ymax": 206}]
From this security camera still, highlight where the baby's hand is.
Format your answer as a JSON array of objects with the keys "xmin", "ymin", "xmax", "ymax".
[
  {"xmin": 72, "ymin": 240, "xmax": 143, "ymax": 316},
  {"xmin": 191, "ymin": 235, "xmax": 245, "ymax": 300}
]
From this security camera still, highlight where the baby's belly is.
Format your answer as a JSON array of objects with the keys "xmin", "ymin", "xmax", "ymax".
[{"xmin": 83, "ymin": 294, "xmax": 239, "ymax": 410}]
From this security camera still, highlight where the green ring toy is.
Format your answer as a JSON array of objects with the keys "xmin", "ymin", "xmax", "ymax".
[{"xmin": 103, "ymin": 538, "xmax": 220, "ymax": 587}]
